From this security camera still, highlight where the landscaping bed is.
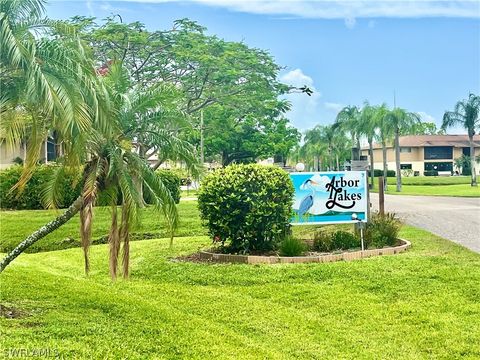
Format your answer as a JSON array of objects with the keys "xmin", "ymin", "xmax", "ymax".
[{"xmin": 197, "ymin": 238, "xmax": 411, "ymax": 264}]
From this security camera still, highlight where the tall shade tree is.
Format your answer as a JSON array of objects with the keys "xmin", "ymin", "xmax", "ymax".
[
  {"xmin": 335, "ymin": 106, "xmax": 361, "ymax": 161},
  {"xmin": 386, "ymin": 108, "xmax": 421, "ymax": 192},
  {"xmin": 442, "ymin": 93, "xmax": 480, "ymax": 187},
  {"xmin": 68, "ymin": 16, "xmax": 310, "ymax": 166}
]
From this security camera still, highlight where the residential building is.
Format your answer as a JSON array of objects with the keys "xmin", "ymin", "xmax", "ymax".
[{"xmin": 360, "ymin": 135, "xmax": 480, "ymax": 176}]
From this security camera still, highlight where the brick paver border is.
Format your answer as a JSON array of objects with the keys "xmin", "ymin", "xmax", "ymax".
[{"xmin": 198, "ymin": 239, "xmax": 411, "ymax": 264}]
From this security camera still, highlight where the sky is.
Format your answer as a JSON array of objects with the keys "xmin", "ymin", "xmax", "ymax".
[{"xmin": 46, "ymin": 1, "xmax": 480, "ymax": 133}]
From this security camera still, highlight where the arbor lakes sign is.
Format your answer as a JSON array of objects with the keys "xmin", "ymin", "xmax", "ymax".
[{"xmin": 290, "ymin": 171, "xmax": 368, "ymax": 225}]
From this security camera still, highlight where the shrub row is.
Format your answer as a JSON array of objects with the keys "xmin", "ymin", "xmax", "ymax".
[
  {"xmin": 368, "ymin": 169, "xmax": 396, "ymax": 177},
  {"xmin": 313, "ymin": 212, "xmax": 401, "ymax": 252},
  {"xmin": 0, "ymin": 165, "xmax": 82, "ymax": 210},
  {"xmin": 0, "ymin": 165, "xmax": 181, "ymax": 210}
]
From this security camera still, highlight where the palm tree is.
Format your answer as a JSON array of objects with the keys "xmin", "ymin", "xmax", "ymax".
[
  {"xmin": 442, "ymin": 93, "xmax": 480, "ymax": 187},
  {"xmin": 386, "ymin": 108, "xmax": 421, "ymax": 192},
  {"xmin": 359, "ymin": 102, "xmax": 379, "ymax": 188},
  {"xmin": 374, "ymin": 104, "xmax": 391, "ymax": 190},
  {"xmin": 335, "ymin": 106, "xmax": 361, "ymax": 161},
  {"xmin": 0, "ymin": 1, "xmax": 186, "ymax": 277},
  {"xmin": 104, "ymin": 63, "xmax": 200, "ymax": 202},
  {"xmin": 1, "ymin": 0, "xmax": 110, "ymax": 187},
  {"xmin": 303, "ymin": 126, "xmax": 328, "ymax": 170}
]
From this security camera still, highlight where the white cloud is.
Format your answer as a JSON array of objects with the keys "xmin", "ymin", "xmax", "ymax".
[
  {"xmin": 280, "ymin": 69, "xmax": 321, "ymax": 130},
  {"xmin": 324, "ymin": 102, "xmax": 344, "ymax": 114},
  {"xmin": 418, "ymin": 111, "xmax": 436, "ymax": 123},
  {"xmin": 128, "ymin": 1, "xmax": 480, "ymax": 19}
]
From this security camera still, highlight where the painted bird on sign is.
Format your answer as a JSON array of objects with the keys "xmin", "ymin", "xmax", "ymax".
[{"xmin": 298, "ymin": 179, "xmax": 318, "ymax": 216}]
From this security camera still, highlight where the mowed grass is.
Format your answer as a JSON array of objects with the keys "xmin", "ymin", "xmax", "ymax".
[
  {"xmin": 0, "ymin": 226, "xmax": 479, "ymax": 359},
  {"xmin": 385, "ymin": 175, "xmax": 476, "ymax": 186},
  {"xmin": 0, "ymin": 200, "xmax": 206, "ymax": 253},
  {"xmin": 385, "ymin": 184, "xmax": 480, "ymax": 197},
  {"xmin": 0, "ymin": 202, "xmax": 340, "ymax": 254},
  {"xmin": 370, "ymin": 176, "xmax": 480, "ymax": 197}
]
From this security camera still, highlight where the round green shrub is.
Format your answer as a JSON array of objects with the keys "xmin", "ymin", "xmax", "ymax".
[
  {"xmin": 0, "ymin": 165, "xmax": 82, "ymax": 210},
  {"xmin": 198, "ymin": 164, "xmax": 294, "ymax": 253}
]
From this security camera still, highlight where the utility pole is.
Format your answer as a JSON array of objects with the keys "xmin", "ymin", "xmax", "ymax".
[{"xmin": 200, "ymin": 109, "xmax": 204, "ymax": 165}]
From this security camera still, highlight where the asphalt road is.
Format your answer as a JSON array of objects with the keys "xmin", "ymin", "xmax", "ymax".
[{"xmin": 370, "ymin": 193, "xmax": 480, "ymax": 253}]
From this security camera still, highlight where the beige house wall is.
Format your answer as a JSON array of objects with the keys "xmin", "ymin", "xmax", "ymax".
[
  {"xmin": 0, "ymin": 142, "xmax": 26, "ymax": 170},
  {"xmin": 362, "ymin": 145, "xmax": 480, "ymax": 176}
]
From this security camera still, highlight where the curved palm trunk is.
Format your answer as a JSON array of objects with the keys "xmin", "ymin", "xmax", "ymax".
[
  {"xmin": 0, "ymin": 196, "xmax": 83, "ymax": 273},
  {"xmin": 394, "ymin": 127, "xmax": 402, "ymax": 192},
  {"xmin": 368, "ymin": 139, "xmax": 374, "ymax": 188},
  {"xmin": 469, "ymin": 134, "xmax": 478, "ymax": 187},
  {"xmin": 382, "ymin": 140, "xmax": 388, "ymax": 191}
]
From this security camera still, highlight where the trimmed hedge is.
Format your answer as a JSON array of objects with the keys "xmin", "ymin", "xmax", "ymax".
[
  {"xmin": 368, "ymin": 169, "xmax": 396, "ymax": 177},
  {"xmin": 0, "ymin": 165, "xmax": 81, "ymax": 210},
  {"xmin": 198, "ymin": 164, "xmax": 294, "ymax": 253},
  {"xmin": 0, "ymin": 165, "xmax": 181, "ymax": 210}
]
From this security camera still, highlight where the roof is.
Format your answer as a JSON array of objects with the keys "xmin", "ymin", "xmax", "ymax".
[{"xmin": 365, "ymin": 135, "xmax": 480, "ymax": 150}]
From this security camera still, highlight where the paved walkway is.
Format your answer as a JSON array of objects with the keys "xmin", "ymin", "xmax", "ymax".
[{"xmin": 370, "ymin": 193, "xmax": 480, "ymax": 253}]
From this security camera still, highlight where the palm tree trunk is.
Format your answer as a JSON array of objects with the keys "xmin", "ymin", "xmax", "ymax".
[
  {"xmin": 368, "ymin": 139, "xmax": 374, "ymax": 189},
  {"xmin": 469, "ymin": 134, "xmax": 478, "ymax": 187},
  {"xmin": 0, "ymin": 196, "xmax": 83, "ymax": 273},
  {"xmin": 395, "ymin": 127, "xmax": 402, "ymax": 192},
  {"xmin": 382, "ymin": 140, "xmax": 388, "ymax": 191},
  {"xmin": 336, "ymin": 154, "xmax": 339, "ymax": 171}
]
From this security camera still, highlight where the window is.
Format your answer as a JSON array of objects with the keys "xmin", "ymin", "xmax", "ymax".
[
  {"xmin": 400, "ymin": 164, "xmax": 412, "ymax": 170},
  {"xmin": 400, "ymin": 147, "xmax": 412, "ymax": 153},
  {"xmin": 463, "ymin": 147, "xmax": 470, "ymax": 156},
  {"xmin": 424, "ymin": 162, "xmax": 453, "ymax": 172},
  {"xmin": 424, "ymin": 146, "xmax": 453, "ymax": 160},
  {"xmin": 46, "ymin": 138, "xmax": 56, "ymax": 162}
]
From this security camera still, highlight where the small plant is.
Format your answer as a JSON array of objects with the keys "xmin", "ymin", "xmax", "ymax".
[
  {"xmin": 313, "ymin": 229, "xmax": 360, "ymax": 252},
  {"xmin": 313, "ymin": 229, "xmax": 334, "ymax": 252},
  {"xmin": 278, "ymin": 236, "xmax": 307, "ymax": 257},
  {"xmin": 331, "ymin": 231, "xmax": 360, "ymax": 250},
  {"xmin": 365, "ymin": 212, "xmax": 402, "ymax": 248}
]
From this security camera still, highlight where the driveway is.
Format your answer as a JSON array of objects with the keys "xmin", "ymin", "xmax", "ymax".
[{"xmin": 369, "ymin": 193, "xmax": 480, "ymax": 253}]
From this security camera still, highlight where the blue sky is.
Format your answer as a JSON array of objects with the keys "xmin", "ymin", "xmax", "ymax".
[{"xmin": 47, "ymin": 1, "xmax": 480, "ymax": 133}]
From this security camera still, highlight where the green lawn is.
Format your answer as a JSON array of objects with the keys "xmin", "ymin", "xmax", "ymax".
[
  {"xmin": 385, "ymin": 175, "xmax": 476, "ymax": 186},
  {"xmin": 384, "ymin": 184, "xmax": 480, "ymax": 197},
  {"xmin": 370, "ymin": 176, "xmax": 480, "ymax": 197},
  {"xmin": 180, "ymin": 189, "xmax": 198, "ymax": 198},
  {"xmin": 0, "ymin": 200, "xmax": 206, "ymax": 253},
  {"xmin": 1, "ymin": 225, "xmax": 479, "ymax": 359}
]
